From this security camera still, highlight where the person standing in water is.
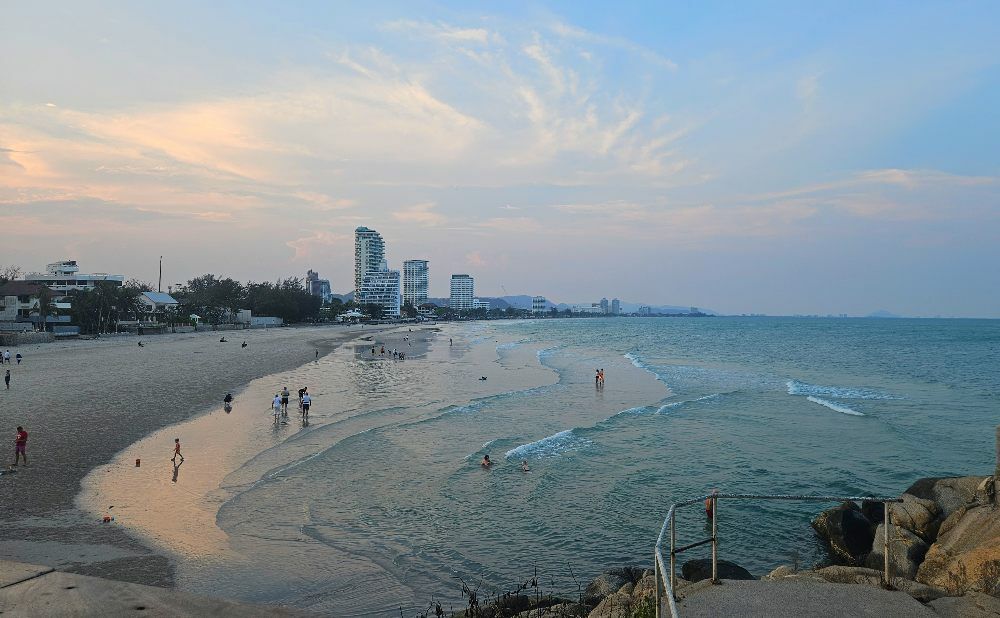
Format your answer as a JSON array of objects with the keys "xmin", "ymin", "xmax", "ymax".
[{"xmin": 272, "ymin": 394, "xmax": 282, "ymax": 421}]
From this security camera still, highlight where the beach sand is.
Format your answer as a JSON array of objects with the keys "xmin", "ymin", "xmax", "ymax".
[
  {"xmin": 72, "ymin": 325, "xmax": 564, "ymax": 613},
  {"xmin": 0, "ymin": 324, "xmax": 389, "ymax": 586}
]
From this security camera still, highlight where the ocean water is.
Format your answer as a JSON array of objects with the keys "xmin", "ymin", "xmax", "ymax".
[{"xmin": 197, "ymin": 318, "xmax": 998, "ymax": 615}]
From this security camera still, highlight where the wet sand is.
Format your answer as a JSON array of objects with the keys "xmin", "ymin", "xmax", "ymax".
[
  {"xmin": 0, "ymin": 324, "xmax": 390, "ymax": 586},
  {"xmin": 73, "ymin": 325, "xmax": 566, "ymax": 613}
]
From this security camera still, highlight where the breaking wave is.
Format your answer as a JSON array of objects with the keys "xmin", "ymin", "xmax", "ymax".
[
  {"xmin": 806, "ymin": 396, "xmax": 864, "ymax": 416},
  {"xmin": 504, "ymin": 429, "xmax": 593, "ymax": 460},
  {"xmin": 786, "ymin": 380, "xmax": 899, "ymax": 400}
]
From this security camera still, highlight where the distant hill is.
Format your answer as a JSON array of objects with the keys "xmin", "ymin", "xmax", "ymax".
[{"xmin": 866, "ymin": 309, "xmax": 902, "ymax": 318}]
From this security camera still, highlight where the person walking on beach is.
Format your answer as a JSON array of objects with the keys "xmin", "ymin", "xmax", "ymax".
[
  {"xmin": 15, "ymin": 353, "xmax": 22, "ymax": 365},
  {"xmin": 280, "ymin": 387, "xmax": 290, "ymax": 416},
  {"xmin": 171, "ymin": 438, "xmax": 183, "ymax": 463},
  {"xmin": 4, "ymin": 369, "xmax": 9, "ymax": 390},
  {"xmin": 3, "ymin": 350, "xmax": 9, "ymax": 364},
  {"xmin": 301, "ymin": 392, "xmax": 311, "ymax": 420},
  {"xmin": 13, "ymin": 426, "xmax": 27, "ymax": 466},
  {"xmin": 272, "ymin": 394, "xmax": 282, "ymax": 421}
]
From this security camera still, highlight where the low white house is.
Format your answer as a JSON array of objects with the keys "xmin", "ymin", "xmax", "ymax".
[{"xmin": 139, "ymin": 292, "xmax": 179, "ymax": 322}]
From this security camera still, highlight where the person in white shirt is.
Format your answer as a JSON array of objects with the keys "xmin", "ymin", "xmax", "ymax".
[
  {"xmin": 301, "ymin": 393, "xmax": 311, "ymax": 419},
  {"xmin": 272, "ymin": 394, "xmax": 282, "ymax": 421}
]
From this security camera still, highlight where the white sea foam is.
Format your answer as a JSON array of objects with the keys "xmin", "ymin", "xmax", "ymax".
[
  {"xmin": 623, "ymin": 352, "xmax": 671, "ymax": 387},
  {"xmin": 656, "ymin": 393, "xmax": 721, "ymax": 414},
  {"xmin": 806, "ymin": 396, "xmax": 864, "ymax": 416},
  {"xmin": 786, "ymin": 380, "xmax": 899, "ymax": 400},
  {"xmin": 504, "ymin": 429, "xmax": 592, "ymax": 460}
]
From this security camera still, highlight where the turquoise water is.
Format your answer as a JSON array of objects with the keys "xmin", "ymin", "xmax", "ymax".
[{"xmin": 210, "ymin": 318, "xmax": 999, "ymax": 615}]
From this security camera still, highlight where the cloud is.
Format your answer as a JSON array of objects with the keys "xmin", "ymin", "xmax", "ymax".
[
  {"xmin": 392, "ymin": 202, "xmax": 448, "ymax": 226},
  {"xmin": 465, "ymin": 251, "xmax": 486, "ymax": 267},
  {"xmin": 382, "ymin": 20, "xmax": 498, "ymax": 45},
  {"xmin": 285, "ymin": 230, "xmax": 350, "ymax": 261}
]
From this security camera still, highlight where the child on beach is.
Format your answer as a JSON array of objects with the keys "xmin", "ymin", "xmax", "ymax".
[
  {"xmin": 171, "ymin": 438, "xmax": 183, "ymax": 463},
  {"xmin": 13, "ymin": 426, "xmax": 27, "ymax": 466},
  {"xmin": 4, "ymin": 369, "xmax": 9, "ymax": 390}
]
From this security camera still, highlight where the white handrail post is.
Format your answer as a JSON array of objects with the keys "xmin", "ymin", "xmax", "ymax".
[
  {"xmin": 883, "ymin": 500, "xmax": 891, "ymax": 586},
  {"xmin": 670, "ymin": 515, "xmax": 677, "ymax": 597},
  {"xmin": 711, "ymin": 495, "xmax": 719, "ymax": 584},
  {"xmin": 654, "ymin": 551, "xmax": 661, "ymax": 618}
]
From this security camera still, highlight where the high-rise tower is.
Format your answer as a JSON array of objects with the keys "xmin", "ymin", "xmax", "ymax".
[
  {"xmin": 354, "ymin": 227, "xmax": 385, "ymax": 294},
  {"xmin": 403, "ymin": 260, "xmax": 429, "ymax": 307}
]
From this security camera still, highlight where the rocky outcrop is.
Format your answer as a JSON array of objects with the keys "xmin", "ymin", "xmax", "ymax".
[
  {"xmin": 581, "ymin": 567, "xmax": 646, "ymax": 607},
  {"xmin": 812, "ymin": 501, "xmax": 875, "ymax": 566},
  {"xmin": 865, "ymin": 523, "xmax": 930, "ymax": 580},
  {"xmin": 904, "ymin": 476, "xmax": 984, "ymax": 523},
  {"xmin": 917, "ymin": 503, "xmax": 1000, "ymax": 596},
  {"xmin": 680, "ymin": 558, "xmax": 753, "ymax": 582},
  {"xmin": 928, "ymin": 591, "xmax": 1000, "ymax": 618}
]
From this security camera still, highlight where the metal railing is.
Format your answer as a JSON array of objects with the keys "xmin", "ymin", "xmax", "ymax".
[{"xmin": 653, "ymin": 493, "xmax": 904, "ymax": 618}]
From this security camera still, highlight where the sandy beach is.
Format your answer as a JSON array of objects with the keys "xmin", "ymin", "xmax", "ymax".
[{"xmin": 0, "ymin": 324, "xmax": 391, "ymax": 586}]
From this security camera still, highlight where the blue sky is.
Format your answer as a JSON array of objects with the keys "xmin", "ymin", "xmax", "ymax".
[{"xmin": 2, "ymin": 2, "xmax": 998, "ymax": 316}]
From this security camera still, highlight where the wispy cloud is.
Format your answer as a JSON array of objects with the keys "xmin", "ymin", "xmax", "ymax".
[{"xmin": 392, "ymin": 202, "xmax": 448, "ymax": 226}]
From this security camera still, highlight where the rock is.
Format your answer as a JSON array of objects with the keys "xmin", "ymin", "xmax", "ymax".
[
  {"xmin": 517, "ymin": 602, "xmax": 587, "ymax": 617},
  {"xmin": 928, "ymin": 591, "xmax": 1000, "ymax": 618},
  {"xmin": 631, "ymin": 575, "xmax": 657, "ymax": 600},
  {"xmin": 890, "ymin": 494, "xmax": 942, "ymax": 541},
  {"xmin": 763, "ymin": 565, "xmax": 797, "ymax": 580},
  {"xmin": 581, "ymin": 568, "xmax": 644, "ymax": 607},
  {"xmin": 917, "ymin": 504, "xmax": 1000, "ymax": 596},
  {"xmin": 904, "ymin": 476, "xmax": 986, "ymax": 522},
  {"xmin": 811, "ymin": 501, "xmax": 875, "ymax": 566},
  {"xmin": 616, "ymin": 582, "xmax": 633, "ymax": 597},
  {"xmin": 680, "ymin": 558, "xmax": 753, "ymax": 582},
  {"xmin": 586, "ymin": 591, "xmax": 634, "ymax": 618},
  {"xmin": 865, "ymin": 523, "xmax": 930, "ymax": 580},
  {"xmin": 813, "ymin": 566, "xmax": 948, "ymax": 603}
]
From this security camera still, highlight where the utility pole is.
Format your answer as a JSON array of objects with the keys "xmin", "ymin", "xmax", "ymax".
[{"xmin": 158, "ymin": 256, "xmax": 163, "ymax": 293}]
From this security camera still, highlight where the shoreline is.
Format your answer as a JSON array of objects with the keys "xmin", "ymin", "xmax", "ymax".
[{"xmin": 0, "ymin": 323, "xmax": 392, "ymax": 586}]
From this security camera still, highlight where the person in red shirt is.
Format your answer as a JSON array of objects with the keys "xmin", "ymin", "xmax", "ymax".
[
  {"xmin": 171, "ymin": 437, "xmax": 183, "ymax": 463},
  {"xmin": 13, "ymin": 426, "xmax": 27, "ymax": 466}
]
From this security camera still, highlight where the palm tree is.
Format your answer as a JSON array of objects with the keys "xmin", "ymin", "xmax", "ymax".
[{"xmin": 35, "ymin": 287, "xmax": 58, "ymax": 332}]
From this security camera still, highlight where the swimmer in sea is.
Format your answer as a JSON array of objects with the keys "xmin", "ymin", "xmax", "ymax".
[
  {"xmin": 521, "ymin": 460, "xmax": 530, "ymax": 472},
  {"xmin": 481, "ymin": 455, "xmax": 492, "ymax": 468}
]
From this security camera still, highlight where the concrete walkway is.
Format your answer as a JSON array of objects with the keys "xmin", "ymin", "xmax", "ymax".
[
  {"xmin": 0, "ymin": 561, "xmax": 311, "ymax": 617},
  {"xmin": 676, "ymin": 579, "xmax": 938, "ymax": 617}
]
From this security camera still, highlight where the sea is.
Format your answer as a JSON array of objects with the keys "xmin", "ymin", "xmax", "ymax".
[{"xmin": 146, "ymin": 318, "xmax": 1000, "ymax": 615}]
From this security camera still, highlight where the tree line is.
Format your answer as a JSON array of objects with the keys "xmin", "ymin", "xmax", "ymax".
[{"xmin": 174, "ymin": 274, "xmax": 321, "ymax": 325}]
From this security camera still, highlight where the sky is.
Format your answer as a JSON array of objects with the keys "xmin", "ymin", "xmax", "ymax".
[{"xmin": 2, "ymin": 2, "xmax": 999, "ymax": 317}]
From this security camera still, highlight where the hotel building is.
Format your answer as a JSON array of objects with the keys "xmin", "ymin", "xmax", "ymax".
[
  {"xmin": 354, "ymin": 227, "xmax": 385, "ymax": 294},
  {"xmin": 402, "ymin": 260, "xmax": 429, "ymax": 307},
  {"xmin": 449, "ymin": 274, "xmax": 474, "ymax": 310}
]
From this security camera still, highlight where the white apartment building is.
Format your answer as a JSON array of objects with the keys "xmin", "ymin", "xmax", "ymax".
[
  {"xmin": 449, "ymin": 274, "xmax": 474, "ymax": 310},
  {"xmin": 611, "ymin": 298, "xmax": 621, "ymax": 315},
  {"xmin": 23, "ymin": 260, "xmax": 124, "ymax": 299},
  {"xmin": 402, "ymin": 260, "xmax": 429, "ymax": 306},
  {"xmin": 532, "ymin": 296, "xmax": 547, "ymax": 313},
  {"xmin": 472, "ymin": 299, "xmax": 491, "ymax": 310},
  {"xmin": 358, "ymin": 268, "xmax": 401, "ymax": 318},
  {"xmin": 354, "ymin": 227, "xmax": 385, "ymax": 294}
]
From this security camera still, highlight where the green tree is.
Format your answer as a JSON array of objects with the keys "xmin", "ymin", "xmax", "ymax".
[
  {"xmin": 34, "ymin": 287, "xmax": 58, "ymax": 332},
  {"xmin": 401, "ymin": 301, "xmax": 417, "ymax": 319},
  {"xmin": 361, "ymin": 303, "xmax": 384, "ymax": 320}
]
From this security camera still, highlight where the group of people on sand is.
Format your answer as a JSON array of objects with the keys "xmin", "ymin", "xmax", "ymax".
[
  {"xmin": 480, "ymin": 454, "xmax": 530, "ymax": 473},
  {"xmin": 3, "ymin": 349, "xmax": 23, "ymax": 390},
  {"xmin": 2, "ymin": 350, "xmax": 23, "ymax": 365},
  {"xmin": 370, "ymin": 345, "xmax": 405, "ymax": 360},
  {"xmin": 595, "ymin": 368, "xmax": 606, "ymax": 388},
  {"xmin": 271, "ymin": 386, "xmax": 311, "ymax": 422}
]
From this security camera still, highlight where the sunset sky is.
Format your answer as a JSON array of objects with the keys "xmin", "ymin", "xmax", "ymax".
[{"xmin": 2, "ymin": 2, "xmax": 998, "ymax": 316}]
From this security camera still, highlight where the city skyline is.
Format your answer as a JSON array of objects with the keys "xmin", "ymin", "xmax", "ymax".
[{"xmin": 3, "ymin": 3, "xmax": 999, "ymax": 317}]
